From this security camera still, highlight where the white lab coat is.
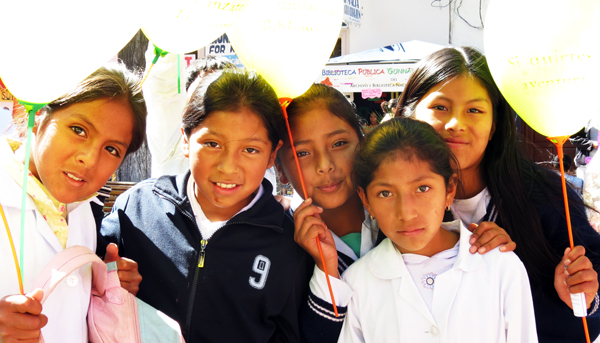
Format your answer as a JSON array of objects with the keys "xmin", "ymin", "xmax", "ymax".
[
  {"xmin": 0, "ymin": 161, "xmax": 97, "ymax": 342},
  {"xmin": 142, "ymin": 44, "xmax": 188, "ymax": 177},
  {"xmin": 338, "ymin": 221, "xmax": 538, "ymax": 343}
]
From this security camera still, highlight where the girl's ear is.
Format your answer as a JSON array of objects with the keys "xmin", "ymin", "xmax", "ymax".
[
  {"xmin": 357, "ymin": 187, "xmax": 374, "ymax": 218},
  {"xmin": 181, "ymin": 127, "xmax": 190, "ymax": 158},
  {"xmin": 445, "ymin": 173, "xmax": 458, "ymax": 207},
  {"xmin": 267, "ymin": 140, "xmax": 284, "ymax": 169}
]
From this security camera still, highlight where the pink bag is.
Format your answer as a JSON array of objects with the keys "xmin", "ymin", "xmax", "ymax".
[{"xmin": 33, "ymin": 245, "xmax": 185, "ymax": 343}]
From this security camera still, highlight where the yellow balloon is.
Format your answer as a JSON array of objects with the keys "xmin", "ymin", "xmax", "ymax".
[
  {"xmin": 0, "ymin": 0, "xmax": 144, "ymax": 104},
  {"xmin": 227, "ymin": 0, "xmax": 344, "ymax": 98},
  {"xmin": 484, "ymin": 0, "xmax": 600, "ymax": 137},
  {"xmin": 142, "ymin": 0, "xmax": 249, "ymax": 54}
]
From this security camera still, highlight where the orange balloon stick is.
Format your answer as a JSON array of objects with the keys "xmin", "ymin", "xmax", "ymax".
[
  {"xmin": 1, "ymin": 203, "xmax": 24, "ymax": 295},
  {"xmin": 140, "ymin": 62, "xmax": 156, "ymax": 87},
  {"xmin": 548, "ymin": 135, "xmax": 591, "ymax": 343},
  {"xmin": 280, "ymin": 98, "xmax": 339, "ymax": 317}
]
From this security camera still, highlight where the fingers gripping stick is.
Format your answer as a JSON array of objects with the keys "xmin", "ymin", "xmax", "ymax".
[{"xmin": 549, "ymin": 136, "xmax": 590, "ymax": 342}]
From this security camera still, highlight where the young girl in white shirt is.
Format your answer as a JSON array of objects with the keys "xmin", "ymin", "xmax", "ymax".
[
  {"xmin": 339, "ymin": 117, "xmax": 537, "ymax": 343},
  {"xmin": 0, "ymin": 64, "xmax": 146, "ymax": 342}
]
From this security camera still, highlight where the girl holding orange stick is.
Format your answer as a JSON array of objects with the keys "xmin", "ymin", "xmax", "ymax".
[
  {"xmin": 398, "ymin": 46, "xmax": 600, "ymax": 342},
  {"xmin": 277, "ymin": 83, "xmax": 517, "ymax": 342}
]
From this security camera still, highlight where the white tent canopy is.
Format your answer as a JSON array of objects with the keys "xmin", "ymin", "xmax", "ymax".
[
  {"xmin": 328, "ymin": 40, "xmax": 446, "ymax": 65},
  {"xmin": 316, "ymin": 40, "xmax": 447, "ymax": 93}
]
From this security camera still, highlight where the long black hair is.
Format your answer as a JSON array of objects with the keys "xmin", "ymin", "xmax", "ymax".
[{"xmin": 398, "ymin": 46, "xmax": 591, "ymax": 294}]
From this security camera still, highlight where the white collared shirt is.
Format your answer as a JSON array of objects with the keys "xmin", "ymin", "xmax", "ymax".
[
  {"xmin": 338, "ymin": 220, "xmax": 538, "ymax": 343},
  {"xmin": 187, "ymin": 176, "xmax": 263, "ymax": 240},
  {"xmin": 451, "ymin": 187, "xmax": 491, "ymax": 225}
]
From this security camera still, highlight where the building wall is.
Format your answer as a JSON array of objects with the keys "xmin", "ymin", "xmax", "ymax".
[
  {"xmin": 344, "ymin": 0, "xmax": 490, "ymax": 54},
  {"xmin": 449, "ymin": 0, "xmax": 489, "ymax": 52}
]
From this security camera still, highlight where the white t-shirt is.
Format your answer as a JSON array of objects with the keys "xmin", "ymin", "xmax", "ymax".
[
  {"xmin": 451, "ymin": 188, "xmax": 491, "ymax": 226},
  {"xmin": 187, "ymin": 176, "xmax": 263, "ymax": 240}
]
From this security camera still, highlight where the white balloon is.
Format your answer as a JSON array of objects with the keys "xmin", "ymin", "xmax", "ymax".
[
  {"xmin": 142, "ymin": 0, "xmax": 250, "ymax": 54},
  {"xmin": 0, "ymin": 0, "xmax": 145, "ymax": 104},
  {"xmin": 484, "ymin": 0, "xmax": 600, "ymax": 137},
  {"xmin": 227, "ymin": 0, "xmax": 344, "ymax": 98}
]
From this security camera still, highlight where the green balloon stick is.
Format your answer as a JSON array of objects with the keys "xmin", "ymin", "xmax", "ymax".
[
  {"xmin": 142, "ymin": 45, "xmax": 170, "ymax": 86},
  {"xmin": 177, "ymin": 54, "xmax": 181, "ymax": 94},
  {"xmin": 152, "ymin": 45, "xmax": 169, "ymax": 65},
  {"xmin": 17, "ymin": 101, "xmax": 45, "ymax": 279}
]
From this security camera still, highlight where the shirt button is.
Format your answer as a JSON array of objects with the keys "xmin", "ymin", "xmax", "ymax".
[
  {"xmin": 430, "ymin": 325, "xmax": 439, "ymax": 337},
  {"xmin": 66, "ymin": 275, "xmax": 78, "ymax": 287}
]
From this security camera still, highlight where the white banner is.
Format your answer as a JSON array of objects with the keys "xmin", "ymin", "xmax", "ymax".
[
  {"xmin": 343, "ymin": 0, "xmax": 361, "ymax": 25},
  {"xmin": 316, "ymin": 63, "xmax": 415, "ymax": 93}
]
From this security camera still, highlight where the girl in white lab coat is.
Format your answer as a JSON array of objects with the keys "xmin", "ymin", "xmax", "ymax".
[
  {"xmin": 0, "ymin": 63, "xmax": 146, "ymax": 343},
  {"xmin": 339, "ymin": 117, "xmax": 537, "ymax": 343}
]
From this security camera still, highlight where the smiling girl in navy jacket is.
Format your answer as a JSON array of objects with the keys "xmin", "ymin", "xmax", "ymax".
[{"xmin": 99, "ymin": 70, "xmax": 310, "ymax": 343}]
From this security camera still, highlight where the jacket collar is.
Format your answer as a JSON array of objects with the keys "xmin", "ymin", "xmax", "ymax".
[
  {"xmin": 152, "ymin": 171, "xmax": 285, "ymax": 233},
  {"xmin": 153, "ymin": 171, "xmax": 191, "ymax": 209},
  {"xmin": 369, "ymin": 220, "xmax": 481, "ymax": 280}
]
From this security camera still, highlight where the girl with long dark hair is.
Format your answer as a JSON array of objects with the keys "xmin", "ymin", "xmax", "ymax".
[{"xmin": 398, "ymin": 46, "xmax": 600, "ymax": 342}]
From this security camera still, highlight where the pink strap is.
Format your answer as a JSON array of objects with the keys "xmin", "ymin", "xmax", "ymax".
[{"xmin": 32, "ymin": 246, "xmax": 107, "ymax": 304}]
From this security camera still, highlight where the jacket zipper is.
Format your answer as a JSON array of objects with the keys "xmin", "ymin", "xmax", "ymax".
[
  {"xmin": 185, "ymin": 259, "xmax": 201, "ymax": 341},
  {"xmin": 185, "ymin": 221, "xmax": 281, "ymax": 340},
  {"xmin": 198, "ymin": 239, "xmax": 207, "ymax": 267},
  {"xmin": 156, "ymin": 193, "xmax": 283, "ymax": 341}
]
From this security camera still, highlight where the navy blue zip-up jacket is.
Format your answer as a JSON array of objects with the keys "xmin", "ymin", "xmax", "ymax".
[{"xmin": 98, "ymin": 172, "xmax": 311, "ymax": 343}]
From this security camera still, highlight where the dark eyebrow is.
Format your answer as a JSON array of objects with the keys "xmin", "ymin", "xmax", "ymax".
[
  {"xmin": 434, "ymin": 95, "xmax": 490, "ymax": 104},
  {"xmin": 74, "ymin": 113, "xmax": 130, "ymax": 149},
  {"xmin": 293, "ymin": 129, "xmax": 350, "ymax": 147},
  {"xmin": 466, "ymin": 98, "xmax": 490, "ymax": 104},
  {"xmin": 370, "ymin": 175, "xmax": 437, "ymax": 188},
  {"xmin": 74, "ymin": 113, "xmax": 97, "ymax": 132},
  {"xmin": 203, "ymin": 129, "xmax": 270, "ymax": 145},
  {"xmin": 242, "ymin": 136, "xmax": 270, "ymax": 145},
  {"xmin": 410, "ymin": 176, "xmax": 437, "ymax": 183}
]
